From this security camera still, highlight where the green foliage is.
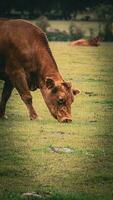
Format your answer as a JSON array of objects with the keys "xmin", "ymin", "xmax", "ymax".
[
  {"xmin": 104, "ymin": 23, "xmax": 113, "ymax": 41},
  {"xmin": 95, "ymin": 4, "xmax": 113, "ymax": 41},
  {"xmin": 46, "ymin": 20, "xmax": 85, "ymax": 41},
  {"xmin": 36, "ymin": 16, "xmax": 50, "ymax": 32},
  {"xmin": 47, "ymin": 30, "xmax": 70, "ymax": 41},
  {"xmin": 69, "ymin": 20, "xmax": 84, "ymax": 40},
  {"xmin": 89, "ymin": 28, "xmax": 95, "ymax": 38},
  {"xmin": 95, "ymin": 4, "xmax": 113, "ymax": 21}
]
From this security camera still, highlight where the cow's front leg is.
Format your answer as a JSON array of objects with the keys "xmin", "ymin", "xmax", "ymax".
[
  {"xmin": 0, "ymin": 80, "xmax": 13, "ymax": 119},
  {"xmin": 7, "ymin": 69, "xmax": 38, "ymax": 120}
]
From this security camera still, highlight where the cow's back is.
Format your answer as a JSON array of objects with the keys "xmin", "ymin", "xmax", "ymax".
[
  {"xmin": 0, "ymin": 19, "xmax": 58, "ymax": 81},
  {"xmin": 0, "ymin": 19, "xmax": 48, "ymax": 73},
  {"xmin": 0, "ymin": 19, "xmax": 46, "ymax": 50}
]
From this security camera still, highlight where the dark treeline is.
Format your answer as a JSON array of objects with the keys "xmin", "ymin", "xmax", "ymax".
[{"xmin": 0, "ymin": 0, "xmax": 113, "ymax": 19}]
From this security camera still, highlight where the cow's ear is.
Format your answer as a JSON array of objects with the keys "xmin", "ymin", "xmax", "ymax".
[
  {"xmin": 73, "ymin": 89, "xmax": 80, "ymax": 95},
  {"xmin": 45, "ymin": 77, "xmax": 55, "ymax": 89}
]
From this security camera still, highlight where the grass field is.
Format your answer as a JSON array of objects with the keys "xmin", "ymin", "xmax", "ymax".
[{"xmin": 0, "ymin": 42, "xmax": 113, "ymax": 200}]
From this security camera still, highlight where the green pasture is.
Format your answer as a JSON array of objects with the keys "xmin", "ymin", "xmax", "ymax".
[{"xmin": 0, "ymin": 42, "xmax": 113, "ymax": 200}]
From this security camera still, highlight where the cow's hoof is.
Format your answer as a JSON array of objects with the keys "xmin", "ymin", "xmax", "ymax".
[{"xmin": 30, "ymin": 113, "xmax": 38, "ymax": 120}]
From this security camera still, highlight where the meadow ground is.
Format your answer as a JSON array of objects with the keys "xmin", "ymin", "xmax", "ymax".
[{"xmin": 0, "ymin": 42, "xmax": 113, "ymax": 200}]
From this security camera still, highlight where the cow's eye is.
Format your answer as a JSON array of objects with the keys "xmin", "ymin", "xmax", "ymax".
[{"xmin": 57, "ymin": 98, "xmax": 66, "ymax": 106}]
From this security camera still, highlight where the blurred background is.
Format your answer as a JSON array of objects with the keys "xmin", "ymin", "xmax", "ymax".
[{"xmin": 0, "ymin": 0, "xmax": 113, "ymax": 41}]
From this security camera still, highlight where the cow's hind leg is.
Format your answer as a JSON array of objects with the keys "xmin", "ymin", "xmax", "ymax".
[
  {"xmin": 0, "ymin": 80, "xmax": 13, "ymax": 118},
  {"xmin": 7, "ymin": 69, "xmax": 38, "ymax": 120}
]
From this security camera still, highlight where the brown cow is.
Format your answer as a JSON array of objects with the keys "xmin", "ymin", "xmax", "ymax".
[
  {"xmin": 0, "ymin": 19, "xmax": 80, "ymax": 123},
  {"xmin": 70, "ymin": 36, "xmax": 101, "ymax": 46}
]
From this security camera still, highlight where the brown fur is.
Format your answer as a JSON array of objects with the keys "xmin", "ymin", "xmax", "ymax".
[{"xmin": 0, "ymin": 19, "xmax": 80, "ymax": 122}]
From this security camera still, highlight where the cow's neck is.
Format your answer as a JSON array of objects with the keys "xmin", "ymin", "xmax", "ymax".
[
  {"xmin": 39, "ymin": 70, "xmax": 63, "ymax": 89},
  {"xmin": 37, "ymin": 47, "xmax": 63, "ymax": 88}
]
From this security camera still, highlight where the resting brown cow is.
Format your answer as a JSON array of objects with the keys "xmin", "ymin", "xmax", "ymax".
[
  {"xmin": 70, "ymin": 36, "xmax": 101, "ymax": 46},
  {"xmin": 0, "ymin": 19, "xmax": 80, "ymax": 123}
]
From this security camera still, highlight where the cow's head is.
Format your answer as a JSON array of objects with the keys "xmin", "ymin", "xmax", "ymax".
[{"xmin": 41, "ymin": 77, "xmax": 80, "ymax": 123}]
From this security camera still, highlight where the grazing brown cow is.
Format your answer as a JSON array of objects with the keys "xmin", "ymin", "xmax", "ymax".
[
  {"xmin": 0, "ymin": 19, "xmax": 80, "ymax": 123},
  {"xmin": 70, "ymin": 36, "xmax": 101, "ymax": 46}
]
